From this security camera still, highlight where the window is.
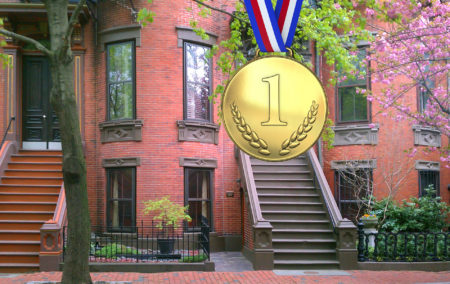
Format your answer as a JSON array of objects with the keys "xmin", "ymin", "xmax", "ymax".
[
  {"xmin": 418, "ymin": 79, "xmax": 434, "ymax": 113},
  {"xmin": 419, "ymin": 170, "xmax": 440, "ymax": 197},
  {"xmin": 337, "ymin": 48, "xmax": 369, "ymax": 123},
  {"xmin": 335, "ymin": 169, "xmax": 372, "ymax": 222},
  {"xmin": 106, "ymin": 167, "xmax": 136, "ymax": 231},
  {"xmin": 184, "ymin": 42, "xmax": 212, "ymax": 121},
  {"xmin": 107, "ymin": 41, "xmax": 135, "ymax": 120},
  {"xmin": 184, "ymin": 168, "xmax": 212, "ymax": 229}
]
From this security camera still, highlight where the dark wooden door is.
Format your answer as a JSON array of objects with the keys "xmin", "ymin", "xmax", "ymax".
[{"xmin": 22, "ymin": 56, "xmax": 60, "ymax": 145}]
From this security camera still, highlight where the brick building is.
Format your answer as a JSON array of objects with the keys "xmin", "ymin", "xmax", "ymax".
[{"xmin": 0, "ymin": 0, "xmax": 447, "ymax": 272}]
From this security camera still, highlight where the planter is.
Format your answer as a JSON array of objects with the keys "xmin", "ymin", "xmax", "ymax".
[
  {"xmin": 157, "ymin": 238, "xmax": 175, "ymax": 254},
  {"xmin": 361, "ymin": 218, "xmax": 378, "ymax": 248}
]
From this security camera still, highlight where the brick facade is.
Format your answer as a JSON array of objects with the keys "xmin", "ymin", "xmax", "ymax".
[{"xmin": 0, "ymin": 0, "xmax": 448, "ymax": 244}]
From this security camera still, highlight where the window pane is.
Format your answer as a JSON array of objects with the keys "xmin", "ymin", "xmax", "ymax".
[
  {"xmin": 338, "ymin": 86, "xmax": 367, "ymax": 122},
  {"xmin": 186, "ymin": 169, "xmax": 212, "ymax": 229},
  {"xmin": 109, "ymin": 82, "xmax": 133, "ymax": 120},
  {"xmin": 184, "ymin": 42, "xmax": 211, "ymax": 121},
  {"xmin": 338, "ymin": 49, "xmax": 367, "ymax": 87},
  {"xmin": 107, "ymin": 168, "xmax": 135, "ymax": 230},
  {"xmin": 107, "ymin": 42, "xmax": 133, "ymax": 82},
  {"xmin": 419, "ymin": 171, "xmax": 439, "ymax": 197},
  {"xmin": 107, "ymin": 41, "xmax": 134, "ymax": 120},
  {"xmin": 186, "ymin": 83, "xmax": 210, "ymax": 120}
]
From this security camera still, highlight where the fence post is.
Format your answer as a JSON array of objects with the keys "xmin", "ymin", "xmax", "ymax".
[
  {"xmin": 39, "ymin": 220, "xmax": 63, "ymax": 271},
  {"xmin": 357, "ymin": 222, "xmax": 365, "ymax": 262}
]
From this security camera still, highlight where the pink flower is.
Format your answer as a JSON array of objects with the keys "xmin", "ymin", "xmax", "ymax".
[
  {"xmin": 334, "ymin": 3, "xmax": 341, "ymax": 10},
  {"xmin": 366, "ymin": 8, "xmax": 375, "ymax": 17}
]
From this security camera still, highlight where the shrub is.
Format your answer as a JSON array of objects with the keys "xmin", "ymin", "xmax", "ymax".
[
  {"xmin": 370, "ymin": 186, "xmax": 449, "ymax": 233},
  {"xmin": 94, "ymin": 243, "xmax": 137, "ymax": 258},
  {"xmin": 179, "ymin": 253, "xmax": 207, "ymax": 263}
]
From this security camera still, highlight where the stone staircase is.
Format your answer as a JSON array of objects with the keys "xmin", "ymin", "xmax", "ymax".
[
  {"xmin": 0, "ymin": 150, "xmax": 63, "ymax": 273},
  {"xmin": 250, "ymin": 155, "xmax": 339, "ymax": 269}
]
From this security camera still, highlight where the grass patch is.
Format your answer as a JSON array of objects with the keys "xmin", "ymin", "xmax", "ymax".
[{"xmin": 179, "ymin": 253, "xmax": 207, "ymax": 263}]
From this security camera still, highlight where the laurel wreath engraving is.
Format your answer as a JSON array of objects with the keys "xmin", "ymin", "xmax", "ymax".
[
  {"xmin": 279, "ymin": 100, "xmax": 319, "ymax": 156},
  {"xmin": 231, "ymin": 103, "xmax": 271, "ymax": 156}
]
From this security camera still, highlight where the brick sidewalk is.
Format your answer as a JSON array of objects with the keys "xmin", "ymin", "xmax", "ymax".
[{"xmin": 1, "ymin": 270, "xmax": 450, "ymax": 284}]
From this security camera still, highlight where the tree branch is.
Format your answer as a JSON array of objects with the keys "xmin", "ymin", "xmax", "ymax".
[
  {"xmin": 65, "ymin": 0, "xmax": 87, "ymax": 41},
  {"xmin": 190, "ymin": 0, "xmax": 249, "ymax": 23},
  {"xmin": 0, "ymin": 28, "xmax": 51, "ymax": 56}
]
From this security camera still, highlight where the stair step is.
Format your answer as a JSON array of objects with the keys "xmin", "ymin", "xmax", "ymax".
[
  {"xmin": 0, "ymin": 241, "xmax": 40, "ymax": 252},
  {"xmin": 0, "ymin": 202, "xmax": 57, "ymax": 211},
  {"xmin": 274, "ymin": 260, "xmax": 340, "ymax": 270},
  {"xmin": 0, "ymin": 176, "xmax": 63, "ymax": 185},
  {"xmin": 18, "ymin": 150, "xmax": 62, "ymax": 156},
  {"xmin": 258, "ymin": 193, "xmax": 320, "ymax": 202},
  {"xmin": 270, "ymin": 220, "xmax": 332, "ymax": 230},
  {"xmin": 0, "ymin": 230, "xmax": 40, "ymax": 241},
  {"xmin": 0, "ymin": 185, "xmax": 60, "ymax": 194},
  {"xmin": 263, "ymin": 210, "xmax": 328, "ymax": 221},
  {"xmin": 0, "ymin": 263, "xmax": 39, "ymax": 273},
  {"xmin": 260, "ymin": 202, "xmax": 323, "ymax": 211},
  {"xmin": 255, "ymin": 180, "xmax": 314, "ymax": 187},
  {"xmin": 0, "ymin": 220, "xmax": 45, "ymax": 230},
  {"xmin": 272, "ymin": 238, "xmax": 337, "ymax": 250},
  {"xmin": 252, "ymin": 171, "xmax": 312, "ymax": 179},
  {"xmin": 274, "ymin": 249, "xmax": 337, "ymax": 261},
  {"xmin": 0, "ymin": 211, "xmax": 53, "ymax": 221},
  {"xmin": 4, "ymin": 170, "xmax": 63, "ymax": 178},
  {"xmin": 8, "ymin": 162, "xmax": 62, "ymax": 170},
  {"xmin": 250, "ymin": 158, "xmax": 307, "ymax": 166},
  {"xmin": 0, "ymin": 252, "xmax": 39, "ymax": 263},
  {"xmin": 0, "ymin": 192, "xmax": 58, "ymax": 202},
  {"xmin": 10, "ymin": 155, "xmax": 62, "ymax": 163},
  {"xmin": 272, "ymin": 229, "xmax": 335, "ymax": 239}
]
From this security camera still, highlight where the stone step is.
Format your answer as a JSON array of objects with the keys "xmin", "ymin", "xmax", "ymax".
[
  {"xmin": 0, "ymin": 263, "xmax": 39, "ymax": 273},
  {"xmin": 272, "ymin": 229, "xmax": 335, "ymax": 239},
  {"xmin": 0, "ymin": 230, "xmax": 40, "ymax": 241},
  {"xmin": 255, "ymin": 179, "xmax": 315, "ymax": 187},
  {"xmin": 258, "ymin": 193, "xmax": 321, "ymax": 203},
  {"xmin": 262, "ymin": 210, "xmax": 328, "ymax": 221},
  {"xmin": 274, "ymin": 249, "xmax": 337, "ymax": 261},
  {"xmin": 257, "ymin": 187, "xmax": 317, "ymax": 195},
  {"xmin": 273, "ymin": 239, "xmax": 336, "ymax": 250},
  {"xmin": 269, "ymin": 220, "xmax": 332, "ymax": 230},
  {"xmin": 274, "ymin": 259, "xmax": 340, "ymax": 270},
  {"xmin": 252, "ymin": 171, "xmax": 312, "ymax": 179},
  {"xmin": 260, "ymin": 201, "xmax": 323, "ymax": 211}
]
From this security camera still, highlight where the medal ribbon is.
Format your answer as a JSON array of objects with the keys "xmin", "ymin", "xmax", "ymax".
[{"xmin": 244, "ymin": 0, "xmax": 304, "ymax": 52}]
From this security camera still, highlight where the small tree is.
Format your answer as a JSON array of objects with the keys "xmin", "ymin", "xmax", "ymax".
[{"xmin": 143, "ymin": 196, "xmax": 192, "ymax": 238}]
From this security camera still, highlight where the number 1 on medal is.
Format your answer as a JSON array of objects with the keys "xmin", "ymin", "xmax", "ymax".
[{"xmin": 261, "ymin": 74, "xmax": 287, "ymax": 126}]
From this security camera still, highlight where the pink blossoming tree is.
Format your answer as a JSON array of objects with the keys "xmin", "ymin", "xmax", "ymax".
[{"xmin": 365, "ymin": 0, "xmax": 449, "ymax": 163}]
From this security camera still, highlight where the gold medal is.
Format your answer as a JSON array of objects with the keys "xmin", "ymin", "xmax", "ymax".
[{"xmin": 222, "ymin": 54, "xmax": 327, "ymax": 161}]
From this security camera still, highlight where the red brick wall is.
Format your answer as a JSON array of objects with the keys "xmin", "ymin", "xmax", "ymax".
[
  {"xmin": 86, "ymin": 0, "xmax": 241, "ymax": 235},
  {"xmin": 321, "ymin": 40, "xmax": 450, "ymax": 206}
]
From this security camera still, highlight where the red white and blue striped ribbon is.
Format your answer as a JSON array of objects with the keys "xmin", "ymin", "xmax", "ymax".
[{"xmin": 244, "ymin": 0, "xmax": 304, "ymax": 52}]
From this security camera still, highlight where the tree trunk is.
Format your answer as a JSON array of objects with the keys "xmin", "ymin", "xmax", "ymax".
[{"xmin": 44, "ymin": 1, "xmax": 92, "ymax": 283}]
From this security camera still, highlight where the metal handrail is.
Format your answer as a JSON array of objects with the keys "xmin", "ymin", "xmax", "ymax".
[{"xmin": 0, "ymin": 117, "xmax": 15, "ymax": 151}]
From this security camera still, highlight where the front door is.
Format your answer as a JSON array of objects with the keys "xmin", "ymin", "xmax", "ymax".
[{"xmin": 22, "ymin": 56, "xmax": 60, "ymax": 150}]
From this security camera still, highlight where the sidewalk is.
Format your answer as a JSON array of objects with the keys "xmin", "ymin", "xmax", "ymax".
[{"xmin": 1, "ymin": 270, "xmax": 449, "ymax": 284}]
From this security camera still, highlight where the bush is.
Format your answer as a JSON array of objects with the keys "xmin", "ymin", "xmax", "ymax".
[
  {"xmin": 370, "ymin": 186, "xmax": 449, "ymax": 233},
  {"xmin": 179, "ymin": 253, "xmax": 207, "ymax": 263},
  {"xmin": 94, "ymin": 243, "xmax": 138, "ymax": 258}
]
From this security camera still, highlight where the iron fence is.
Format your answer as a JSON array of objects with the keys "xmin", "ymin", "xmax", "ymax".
[
  {"xmin": 358, "ymin": 222, "xmax": 450, "ymax": 262},
  {"xmin": 63, "ymin": 220, "xmax": 210, "ymax": 263}
]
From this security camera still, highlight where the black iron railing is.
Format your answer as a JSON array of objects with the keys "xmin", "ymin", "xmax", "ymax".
[
  {"xmin": 0, "ymin": 117, "xmax": 15, "ymax": 151},
  {"xmin": 63, "ymin": 220, "xmax": 210, "ymax": 263},
  {"xmin": 358, "ymin": 222, "xmax": 449, "ymax": 262}
]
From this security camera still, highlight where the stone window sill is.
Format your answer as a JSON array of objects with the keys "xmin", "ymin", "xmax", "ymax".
[
  {"xmin": 332, "ymin": 124, "xmax": 379, "ymax": 146},
  {"xmin": 99, "ymin": 120, "xmax": 143, "ymax": 143},
  {"xmin": 177, "ymin": 120, "xmax": 219, "ymax": 145}
]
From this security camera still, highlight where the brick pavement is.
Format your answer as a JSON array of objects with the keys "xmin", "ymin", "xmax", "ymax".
[{"xmin": 1, "ymin": 270, "xmax": 449, "ymax": 284}]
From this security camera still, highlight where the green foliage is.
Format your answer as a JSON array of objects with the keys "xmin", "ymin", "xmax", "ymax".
[
  {"xmin": 179, "ymin": 253, "xmax": 208, "ymax": 263},
  {"xmin": 143, "ymin": 196, "xmax": 192, "ymax": 230},
  {"xmin": 370, "ymin": 186, "xmax": 449, "ymax": 233},
  {"xmin": 137, "ymin": 0, "xmax": 155, "ymax": 26},
  {"xmin": 94, "ymin": 243, "xmax": 137, "ymax": 259}
]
